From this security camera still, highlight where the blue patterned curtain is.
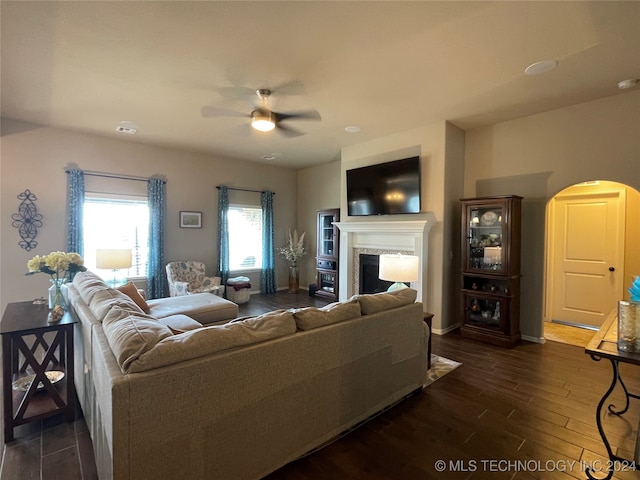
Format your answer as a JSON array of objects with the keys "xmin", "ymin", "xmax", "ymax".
[
  {"xmin": 66, "ymin": 168, "xmax": 85, "ymax": 256},
  {"xmin": 147, "ymin": 178, "xmax": 166, "ymax": 299},
  {"xmin": 217, "ymin": 186, "xmax": 230, "ymax": 293},
  {"xmin": 261, "ymin": 191, "xmax": 277, "ymax": 293}
]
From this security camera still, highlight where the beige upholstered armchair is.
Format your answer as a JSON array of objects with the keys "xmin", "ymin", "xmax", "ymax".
[{"xmin": 165, "ymin": 261, "xmax": 222, "ymax": 297}]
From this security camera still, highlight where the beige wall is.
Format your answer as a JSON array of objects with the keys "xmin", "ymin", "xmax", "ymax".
[
  {"xmin": 465, "ymin": 90, "xmax": 640, "ymax": 341},
  {"xmin": 339, "ymin": 121, "xmax": 455, "ymax": 332},
  {"xmin": 1, "ymin": 120, "xmax": 298, "ymax": 312},
  {"xmin": 296, "ymin": 161, "xmax": 341, "ymax": 289},
  {"xmin": 443, "ymin": 122, "xmax": 466, "ymax": 333}
]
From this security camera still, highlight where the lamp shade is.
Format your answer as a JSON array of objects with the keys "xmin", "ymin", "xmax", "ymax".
[
  {"xmin": 378, "ymin": 253, "xmax": 419, "ymax": 283},
  {"xmin": 96, "ymin": 249, "xmax": 132, "ymax": 270}
]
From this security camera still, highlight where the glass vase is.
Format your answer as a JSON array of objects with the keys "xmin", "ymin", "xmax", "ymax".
[
  {"xmin": 48, "ymin": 278, "xmax": 68, "ymax": 310},
  {"xmin": 617, "ymin": 300, "xmax": 638, "ymax": 353},
  {"xmin": 288, "ymin": 266, "xmax": 300, "ymax": 294}
]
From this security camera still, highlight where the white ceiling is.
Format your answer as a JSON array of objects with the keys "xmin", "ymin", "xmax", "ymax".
[{"xmin": 2, "ymin": 1, "xmax": 639, "ymax": 168}]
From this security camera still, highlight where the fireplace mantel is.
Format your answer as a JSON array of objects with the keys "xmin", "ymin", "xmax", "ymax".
[{"xmin": 335, "ymin": 214, "xmax": 437, "ymax": 302}]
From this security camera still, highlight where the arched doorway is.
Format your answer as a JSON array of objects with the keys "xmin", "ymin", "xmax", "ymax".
[{"xmin": 543, "ymin": 180, "xmax": 640, "ymax": 345}]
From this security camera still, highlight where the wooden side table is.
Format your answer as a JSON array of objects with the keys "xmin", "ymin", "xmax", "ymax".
[
  {"xmin": 424, "ymin": 313, "xmax": 434, "ymax": 369},
  {"xmin": 1, "ymin": 301, "xmax": 77, "ymax": 442}
]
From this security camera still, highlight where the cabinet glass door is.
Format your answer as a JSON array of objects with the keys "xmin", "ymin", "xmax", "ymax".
[
  {"xmin": 466, "ymin": 204, "xmax": 506, "ymax": 273},
  {"xmin": 463, "ymin": 293, "xmax": 505, "ymax": 331},
  {"xmin": 318, "ymin": 271, "xmax": 336, "ymax": 295},
  {"xmin": 318, "ymin": 213, "xmax": 335, "ymax": 257}
]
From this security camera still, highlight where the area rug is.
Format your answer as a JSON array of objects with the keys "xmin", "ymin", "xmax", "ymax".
[{"xmin": 425, "ymin": 354, "xmax": 462, "ymax": 387}]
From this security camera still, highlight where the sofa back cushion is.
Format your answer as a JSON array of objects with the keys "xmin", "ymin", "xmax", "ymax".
[
  {"xmin": 350, "ymin": 288, "xmax": 417, "ymax": 315},
  {"xmin": 89, "ymin": 288, "xmax": 145, "ymax": 321},
  {"xmin": 73, "ymin": 271, "xmax": 110, "ymax": 305},
  {"xmin": 292, "ymin": 300, "xmax": 361, "ymax": 331},
  {"xmin": 102, "ymin": 308, "xmax": 173, "ymax": 373},
  {"xmin": 128, "ymin": 310, "xmax": 296, "ymax": 373}
]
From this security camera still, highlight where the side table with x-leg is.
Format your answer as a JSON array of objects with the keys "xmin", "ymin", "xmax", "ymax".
[{"xmin": 1, "ymin": 301, "xmax": 76, "ymax": 442}]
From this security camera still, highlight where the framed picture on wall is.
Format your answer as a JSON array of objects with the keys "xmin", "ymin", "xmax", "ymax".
[{"xmin": 180, "ymin": 211, "xmax": 202, "ymax": 228}]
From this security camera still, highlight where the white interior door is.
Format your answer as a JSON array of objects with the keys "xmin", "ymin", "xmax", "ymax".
[{"xmin": 549, "ymin": 189, "xmax": 625, "ymax": 327}]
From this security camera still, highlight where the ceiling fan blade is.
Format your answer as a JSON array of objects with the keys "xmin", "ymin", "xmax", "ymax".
[
  {"xmin": 270, "ymin": 80, "xmax": 306, "ymax": 96},
  {"xmin": 275, "ymin": 109, "xmax": 321, "ymax": 122},
  {"xmin": 216, "ymin": 86, "xmax": 257, "ymax": 100},
  {"xmin": 201, "ymin": 106, "xmax": 249, "ymax": 118},
  {"xmin": 275, "ymin": 123, "xmax": 305, "ymax": 138}
]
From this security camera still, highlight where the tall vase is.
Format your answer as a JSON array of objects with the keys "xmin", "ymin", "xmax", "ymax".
[
  {"xmin": 618, "ymin": 300, "xmax": 639, "ymax": 352},
  {"xmin": 288, "ymin": 266, "xmax": 300, "ymax": 294},
  {"xmin": 48, "ymin": 278, "xmax": 68, "ymax": 310}
]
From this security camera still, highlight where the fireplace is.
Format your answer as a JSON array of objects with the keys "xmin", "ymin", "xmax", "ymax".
[
  {"xmin": 358, "ymin": 254, "xmax": 394, "ymax": 294},
  {"xmin": 335, "ymin": 215, "xmax": 436, "ymax": 302}
]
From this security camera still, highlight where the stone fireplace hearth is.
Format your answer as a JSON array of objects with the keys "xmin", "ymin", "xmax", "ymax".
[{"xmin": 335, "ymin": 215, "xmax": 437, "ymax": 302}]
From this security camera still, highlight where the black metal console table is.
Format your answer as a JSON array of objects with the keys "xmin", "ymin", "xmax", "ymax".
[{"xmin": 585, "ymin": 308, "xmax": 639, "ymax": 480}]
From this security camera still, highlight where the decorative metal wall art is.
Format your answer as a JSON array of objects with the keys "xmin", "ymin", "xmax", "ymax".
[{"xmin": 12, "ymin": 189, "xmax": 43, "ymax": 251}]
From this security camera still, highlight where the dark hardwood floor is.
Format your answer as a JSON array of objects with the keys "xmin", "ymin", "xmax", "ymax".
[{"xmin": 2, "ymin": 292, "xmax": 639, "ymax": 479}]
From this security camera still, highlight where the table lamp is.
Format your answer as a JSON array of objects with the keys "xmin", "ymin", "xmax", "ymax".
[
  {"xmin": 96, "ymin": 248, "xmax": 132, "ymax": 287},
  {"xmin": 378, "ymin": 253, "xmax": 419, "ymax": 291}
]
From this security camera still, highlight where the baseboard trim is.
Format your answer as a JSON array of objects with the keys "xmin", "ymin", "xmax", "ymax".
[
  {"xmin": 522, "ymin": 334, "xmax": 545, "ymax": 344},
  {"xmin": 433, "ymin": 323, "xmax": 460, "ymax": 336}
]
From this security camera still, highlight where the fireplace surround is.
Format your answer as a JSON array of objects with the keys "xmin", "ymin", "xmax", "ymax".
[{"xmin": 335, "ymin": 215, "xmax": 437, "ymax": 302}]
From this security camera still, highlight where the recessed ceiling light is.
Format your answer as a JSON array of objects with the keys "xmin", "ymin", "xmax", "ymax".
[
  {"xmin": 617, "ymin": 79, "xmax": 639, "ymax": 90},
  {"xmin": 345, "ymin": 126, "xmax": 361, "ymax": 133},
  {"xmin": 524, "ymin": 60, "xmax": 558, "ymax": 76},
  {"xmin": 261, "ymin": 152, "xmax": 282, "ymax": 161}
]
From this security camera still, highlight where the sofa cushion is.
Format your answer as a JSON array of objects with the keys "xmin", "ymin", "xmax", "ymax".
[
  {"xmin": 147, "ymin": 293, "xmax": 238, "ymax": 324},
  {"xmin": 90, "ymin": 288, "xmax": 144, "ymax": 321},
  {"xmin": 117, "ymin": 282, "xmax": 151, "ymax": 314},
  {"xmin": 73, "ymin": 271, "xmax": 110, "ymax": 305},
  {"xmin": 292, "ymin": 300, "xmax": 361, "ymax": 331},
  {"xmin": 351, "ymin": 288, "xmax": 417, "ymax": 315},
  {"xmin": 102, "ymin": 309, "xmax": 173, "ymax": 373},
  {"xmin": 128, "ymin": 310, "xmax": 296, "ymax": 373},
  {"xmin": 158, "ymin": 314, "xmax": 202, "ymax": 332}
]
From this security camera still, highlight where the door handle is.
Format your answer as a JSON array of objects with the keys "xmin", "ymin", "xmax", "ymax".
[{"xmin": 609, "ymin": 267, "xmax": 615, "ymax": 272}]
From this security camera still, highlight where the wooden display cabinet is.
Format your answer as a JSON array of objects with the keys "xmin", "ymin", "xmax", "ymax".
[
  {"xmin": 460, "ymin": 195, "xmax": 522, "ymax": 347},
  {"xmin": 315, "ymin": 209, "xmax": 340, "ymax": 301}
]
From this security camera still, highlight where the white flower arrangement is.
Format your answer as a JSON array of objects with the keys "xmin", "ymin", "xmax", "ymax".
[
  {"xmin": 278, "ymin": 230, "xmax": 307, "ymax": 267},
  {"xmin": 26, "ymin": 251, "xmax": 86, "ymax": 282}
]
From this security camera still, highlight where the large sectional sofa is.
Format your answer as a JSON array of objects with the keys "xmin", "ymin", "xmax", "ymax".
[{"xmin": 68, "ymin": 270, "xmax": 428, "ymax": 480}]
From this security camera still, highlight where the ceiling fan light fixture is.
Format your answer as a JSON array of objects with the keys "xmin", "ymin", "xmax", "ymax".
[{"xmin": 251, "ymin": 110, "xmax": 276, "ymax": 132}]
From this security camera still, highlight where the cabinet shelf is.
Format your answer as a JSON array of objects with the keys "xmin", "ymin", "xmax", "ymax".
[
  {"xmin": 315, "ymin": 209, "xmax": 340, "ymax": 301},
  {"xmin": 460, "ymin": 195, "xmax": 522, "ymax": 348}
]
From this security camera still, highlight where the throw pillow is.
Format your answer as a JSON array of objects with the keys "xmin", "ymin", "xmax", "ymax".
[{"xmin": 117, "ymin": 281, "xmax": 151, "ymax": 314}]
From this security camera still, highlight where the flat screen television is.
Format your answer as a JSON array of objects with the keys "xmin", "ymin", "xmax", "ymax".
[{"xmin": 346, "ymin": 156, "xmax": 421, "ymax": 216}]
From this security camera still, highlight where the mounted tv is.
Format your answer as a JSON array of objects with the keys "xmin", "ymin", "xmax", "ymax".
[{"xmin": 346, "ymin": 156, "xmax": 421, "ymax": 216}]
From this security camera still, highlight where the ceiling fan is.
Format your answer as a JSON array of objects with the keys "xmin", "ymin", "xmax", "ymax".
[{"xmin": 201, "ymin": 88, "xmax": 321, "ymax": 138}]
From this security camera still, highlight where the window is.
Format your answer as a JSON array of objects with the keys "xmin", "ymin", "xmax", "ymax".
[
  {"xmin": 83, "ymin": 196, "xmax": 149, "ymax": 279},
  {"xmin": 228, "ymin": 205, "xmax": 262, "ymax": 271}
]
